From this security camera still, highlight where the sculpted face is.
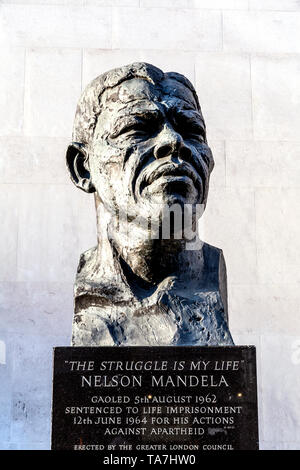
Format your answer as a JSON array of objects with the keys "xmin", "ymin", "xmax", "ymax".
[{"xmin": 88, "ymin": 77, "xmax": 213, "ymax": 219}]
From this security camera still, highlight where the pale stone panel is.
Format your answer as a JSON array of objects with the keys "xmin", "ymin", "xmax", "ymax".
[
  {"xmin": 11, "ymin": 333, "xmax": 68, "ymax": 449},
  {"xmin": 0, "ymin": 48, "xmax": 24, "ymax": 136},
  {"xmin": 251, "ymin": 55, "xmax": 300, "ymax": 141},
  {"xmin": 283, "ymin": 193, "xmax": 300, "ymax": 283},
  {"xmin": 224, "ymin": 11, "xmax": 300, "ymax": 53},
  {"xmin": 195, "ymin": 54, "xmax": 252, "ymax": 140},
  {"xmin": 24, "ymin": 49, "xmax": 81, "ymax": 138},
  {"xmin": 283, "ymin": 262, "xmax": 300, "ymax": 288},
  {"xmin": 255, "ymin": 189, "xmax": 285, "ymax": 284},
  {"xmin": 0, "ymin": 282, "xmax": 73, "ymax": 336},
  {"xmin": 200, "ymin": 188, "xmax": 257, "ymax": 285},
  {"xmin": 12, "ymin": 334, "xmax": 69, "ymax": 391},
  {"xmin": 0, "ymin": 186, "xmax": 18, "ymax": 282},
  {"xmin": 228, "ymin": 283, "xmax": 300, "ymax": 335},
  {"xmin": 112, "ymin": 8, "xmax": 222, "ymax": 51},
  {"xmin": 17, "ymin": 185, "xmax": 97, "ymax": 283},
  {"xmin": 255, "ymin": 188, "xmax": 300, "ymax": 284},
  {"xmin": 226, "ymin": 141, "xmax": 300, "ymax": 188},
  {"xmin": 0, "ymin": 4, "xmax": 112, "ymax": 48},
  {"xmin": 208, "ymin": 140, "xmax": 226, "ymax": 189},
  {"xmin": 82, "ymin": 49, "xmax": 196, "ymax": 88},
  {"xmin": 260, "ymin": 334, "xmax": 300, "ymax": 443},
  {"xmin": 140, "ymin": 0, "xmax": 248, "ymax": 8},
  {"xmin": 249, "ymin": 0, "xmax": 300, "ymax": 11},
  {"xmin": 11, "ymin": 391, "xmax": 52, "ymax": 448},
  {"xmin": 0, "ymin": 137, "xmax": 70, "ymax": 184}
]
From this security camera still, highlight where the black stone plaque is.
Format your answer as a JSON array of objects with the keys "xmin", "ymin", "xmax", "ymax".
[{"xmin": 51, "ymin": 346, "xmax": 259, "ymax": 451}]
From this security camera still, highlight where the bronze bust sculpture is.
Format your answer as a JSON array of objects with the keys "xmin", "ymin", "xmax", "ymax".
[{"xmin": 66, "ymin": 62, "xmax": 233, "ymax": 347}]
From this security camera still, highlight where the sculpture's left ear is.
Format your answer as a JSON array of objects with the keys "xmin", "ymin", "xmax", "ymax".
[{"xmin": 66, "ymin": 143, "xmax": 95, "ymax": 193}]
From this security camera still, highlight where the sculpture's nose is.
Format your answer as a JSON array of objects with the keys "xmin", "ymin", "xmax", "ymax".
[{"xmin": 154, "ymin": 123, "xmax": 188, "ymax": 160}]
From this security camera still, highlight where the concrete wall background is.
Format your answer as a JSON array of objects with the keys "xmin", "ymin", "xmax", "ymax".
[{"xmin": 0, "ymin": 0, "xmax": 300, "ymax": 450}]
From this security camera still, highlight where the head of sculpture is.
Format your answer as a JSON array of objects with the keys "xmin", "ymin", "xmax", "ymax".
[{"xmin": 66, "ymin": 63, "xmax": 214, "ymax": 235}]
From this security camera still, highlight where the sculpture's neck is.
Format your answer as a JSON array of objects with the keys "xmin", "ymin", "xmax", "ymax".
[
  {"xmin": 112, "ymin": 234, "xmax": 187, "ymax": 286},
  {"xmin": 95, "ymin": 198, "xmax": 202, "ymax": 286}
]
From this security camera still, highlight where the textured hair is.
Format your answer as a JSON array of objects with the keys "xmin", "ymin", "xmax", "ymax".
[{"xmin": 72, "ymin": 62, "xmax": 202, "ymax": 147}]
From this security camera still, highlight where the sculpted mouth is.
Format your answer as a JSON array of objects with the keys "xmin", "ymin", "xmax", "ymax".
[{"xmin": 139, "ymin": 162, "xmax": 201, "ymax": 195}]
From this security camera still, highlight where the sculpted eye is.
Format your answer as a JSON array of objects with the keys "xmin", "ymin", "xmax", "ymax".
[
  {"xmin": 110, "ymin": 112, "xmax": 162, "ymax": 141},
  {"xmin": 183, "ymin": 123, "xmax": 206, "ymax": 142},
  {"xmin": 111, "ymin": 115, "xmax": 161, "ymax": 140},
  {"xmin": 173, "ymin": 112, "xmax": 206, "ymax": 143},
  {"xmin": 118, "ymin": 122, "xmax": 149, "ymax": 137}
]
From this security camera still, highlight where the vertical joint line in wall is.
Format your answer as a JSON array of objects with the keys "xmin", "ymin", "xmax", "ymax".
[{"xmin": 249, "ymin": 55, "xmax": 254, "ymax": 140}]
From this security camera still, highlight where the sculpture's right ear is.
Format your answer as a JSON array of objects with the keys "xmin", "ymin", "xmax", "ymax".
[{"xmin": 66, "ymin": 143, "xmax": 95, "ymax": 193}]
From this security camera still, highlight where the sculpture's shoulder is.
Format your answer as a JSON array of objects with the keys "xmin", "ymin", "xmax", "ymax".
[
  {"xmin": 199, "ymin": 241, "xmax": 228, "ymax": 322},
  {"xmin": 75, "ymin": 246, "xmax": 98, "ymax": 292},
  {"xmin": 202, "ymin": 240, "xmax": 224, "ymax": 256},
  {"xmin": 201, "ymin": 241, "xmax": 226, "ymax": 277},
  {"xmin": 74, "ymin": 246, "xmax": 130, "ymax": 307},
  {"xmin": 76, "ymin": 246, "xmax": 97, "ymax": 276}
]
